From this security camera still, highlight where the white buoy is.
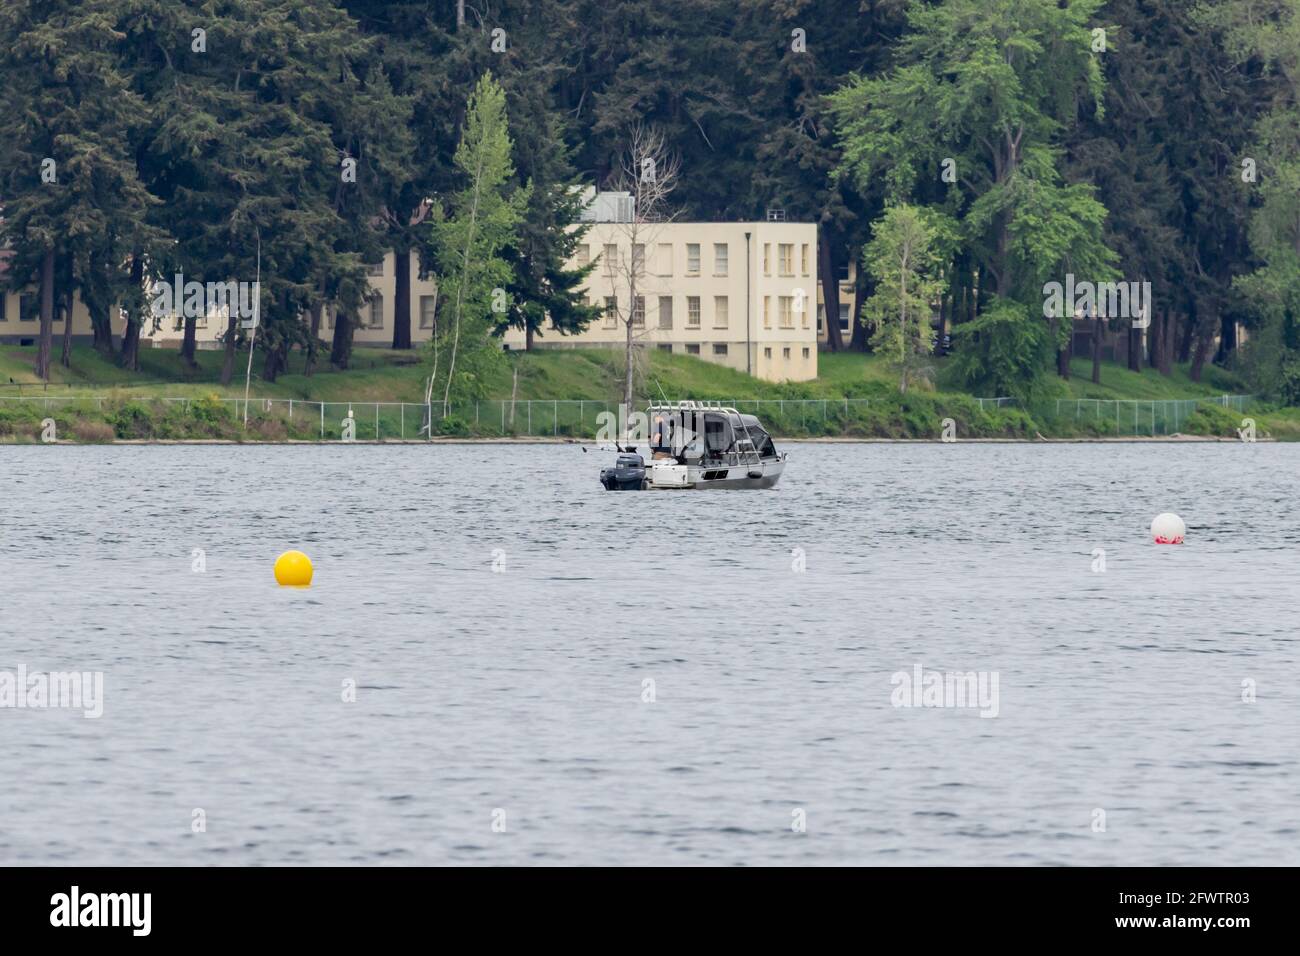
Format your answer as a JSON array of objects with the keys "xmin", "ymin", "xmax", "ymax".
[{"xmin": 1151, "ymin": 512, "xmax": 1186, "ymax": 545}]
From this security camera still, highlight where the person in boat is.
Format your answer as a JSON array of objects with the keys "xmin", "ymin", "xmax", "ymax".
[{"xmin": 651, "ymin": 414, "xmax": 673, "ymax": 460}]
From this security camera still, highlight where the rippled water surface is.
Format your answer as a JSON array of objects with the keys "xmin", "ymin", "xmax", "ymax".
[{"xmin": 1, "ymin": 442, "xmax": 1298, "ymax": 865}]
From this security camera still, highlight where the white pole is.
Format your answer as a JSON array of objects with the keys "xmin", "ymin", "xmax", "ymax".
[{"xmin": 243, "ymin": 232, "xmax": 261, "ymax": 427}]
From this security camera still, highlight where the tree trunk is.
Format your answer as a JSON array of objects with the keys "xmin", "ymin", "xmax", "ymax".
[
  {"xmin": 525, "ymin": 324, "xmax": 535, "ymax": 350},
  {"xmin": 1214, "ymin": 313, "xmax": 1237, "ymax": 364},
  {"xmin": 262, "ymin": 339, "xmax": 284, "ymax": 383},
  {"xmin": 1091, "ymin": 315, "xmax": 1103, "ymax": 385},
  {"xmin": 35, "ymin": 248, "xmax": 54, "ymax": 380},
  {"xmin": 119, "ymin": 254, "xmax": 144, "ymax": 372},
  {"xmin": 818, "ymin": 231, "xmax": 843, "ymax": 352},
  {"xmin": 1128, "ymin": 324, "xmax": 1142, "ymax": 372},
  {"xmin": 1056, "ymin": 318, "xmax": 1072, "ymax": 379},
  {"xmin": 330, "ymin": 308, "xmax": 354, "ymax": 369},
  {"xmin": 181, "ymin": 315, "xmax": 198, "ymax": 368},
  {"xmin": 392, "ymin": 248, "xmax": 412, "ymax": 350},
  {"xmin": 1158, "ymin": 309, "xmax": 1173, "ymax": 376},
  {"xmin": 219, "ymin": 314, "xmax": 238, "ymax": 385},
  {"xmin": 1190, "ymin": 327, "xmax": 1210, "ymax": 383},
  {"xmin": 60, "ymin": 286, "xmax": 75, "ymax": 368},
  {"xmin": 1176, "ymin": 307, "xmax": 1194, "ymax": 364},
  {"xmin": 623, "ymin": 314, "xmax": 634, "ymax": 417},
  {"xmin": 849, "ymin": 272, "xmax": 869, "ymax": 351},
  {"xmin": 306, "ymin": 301, "xmax": 323, "ymax": 376},
  {"xmin": 1154, "ymin": 306, "xmax": 1164, "ymax": 369}
]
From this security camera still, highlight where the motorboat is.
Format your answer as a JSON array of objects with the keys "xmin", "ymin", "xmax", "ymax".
[{"xmin": 598, "ymin": 401, "xmax": 787, "ymax": 490}]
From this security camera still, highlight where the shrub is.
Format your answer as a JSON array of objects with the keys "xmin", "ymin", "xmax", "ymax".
[
  {"xmin": 71, "ymin": 420, "xmax": 116, "ymax": 443},
  {"xmin": 1183, "ymin": 401, "xmax": 1247, "ymax": 437}
]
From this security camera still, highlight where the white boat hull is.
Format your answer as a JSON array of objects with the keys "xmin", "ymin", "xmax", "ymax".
[{"xmin": 647, "ymin": 456, "xmax": 786, "ymax": 490}]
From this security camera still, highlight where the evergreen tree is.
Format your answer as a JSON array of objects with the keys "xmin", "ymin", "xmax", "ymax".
[
  {"xmin": 427, "ymin": 73, "xmax": 530, "ymax": 416},
  {"xmin": 0, "ymin": 0, "xmax": 160, "ymax": 378}
]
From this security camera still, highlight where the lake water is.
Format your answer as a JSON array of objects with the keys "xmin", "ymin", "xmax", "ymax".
[{"xmin": 1, "ymin": 442, "xmax": 1297, "ymax": 866}]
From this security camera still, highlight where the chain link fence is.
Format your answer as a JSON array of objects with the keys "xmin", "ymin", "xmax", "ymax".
[
  {"xmin": 0, "ymin": 393, "xmax": 1252, "ymax": 439},
  {"xmin": 1049, "ymin": 395, "xmax": 1250, "ymax": 436}
]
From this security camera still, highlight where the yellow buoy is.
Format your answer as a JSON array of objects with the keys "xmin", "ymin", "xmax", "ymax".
[{"xmin": 274, "ymin": 550, "xmax": 314, "ymax": 586}]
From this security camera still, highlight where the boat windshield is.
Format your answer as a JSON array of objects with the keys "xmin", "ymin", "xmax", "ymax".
[
  {"xmin": 703, "ymin": 416, "xmax": 733, "ymax": 455},
  {"xmin": 746, "ymin": 427, "xmax": 776, "ymax": 458},
  {"xmin": 737, "ymin": 415, "xmax": 776, "ymax": 457}
]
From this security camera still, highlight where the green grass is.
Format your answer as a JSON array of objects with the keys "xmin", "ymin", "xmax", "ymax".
[
  {"xmin": 1058, "ymin": 356, "xmax": 1242, "ymax": 400},
  {"xmin": 0, "ymin": 342, "xmax": 1283, "ymax": 440}
]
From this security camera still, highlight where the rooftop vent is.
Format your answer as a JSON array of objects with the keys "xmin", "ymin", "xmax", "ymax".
[
  {"xmin": 580, "ymin": 191, "xmax": 636, "ymax": 223},
  {"xmin": 766, "ymin": 208, "xmax": 786, "ymax": 222}
]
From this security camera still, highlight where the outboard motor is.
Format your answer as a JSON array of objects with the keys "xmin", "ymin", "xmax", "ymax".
[{"xmin": 600, "ymin": 452, "xmax": 646, "ymax": 491}]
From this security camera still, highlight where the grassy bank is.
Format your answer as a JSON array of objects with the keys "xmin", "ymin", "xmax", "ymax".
[{"xmin": 0, "ymin": 343, "xmax": 1288, "ymax": 442}]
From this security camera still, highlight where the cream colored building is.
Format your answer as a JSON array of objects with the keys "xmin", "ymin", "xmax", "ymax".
[
  {"xmin": 816, "ymin": 259, "xmax": 858, "ymax": 347},
  {"xmin": 502, "ymin": 206, "xmax": 819, "ymax": 382},
  {"xmin": 5, "ymin": 217, "xmax": 820, "ymax": 383},
  {"xmin": 0, "ymin": 250, "xmax": 435, "ymax": 350}
]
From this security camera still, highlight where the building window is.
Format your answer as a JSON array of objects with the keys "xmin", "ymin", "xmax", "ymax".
[
  {"xmin": 800, "ymin": 293, "xmax": 809, "ymax": 328},
  {"xmin": 686, "ymin": 243, "xmax": 700, "ymax": 275},
  {"xmin": 783, "ymin": 347, "xmax": 791, "ymax": 359},
  {"xmin": 714, "ymin": 243, "xmax": 728, "ymax": 276},
  {"xmin": 325, "ymin": 304, "xmax": 334, "ymax": 329},
  {"xmin": 576, "ymin": 244, "xmax": 590, "ymax": 266},
  {"xmin": 20, "ymin": 294, "xmax": 38, "ymax": 322},
  {"xmin": 604, "ymin": 244, "xmax": 618, "ymax": 276},
  {"xmin": 632, "ymin": 244, "xmax": 645, "ymax": 275},
  {"xmin": 762, "ymin": 243, "xmax": 771, "ymax": 276},
  {"xmin": 802, "ymin": 347, "xmax": 810, "ymax": 359},
  {"xmin": 839, "ymin": 302, "xmax": 850, "ymax": 331},
  {"xmin": 712, "ymin": 343, "xmax": 728, "ymax": 356},
  {"xmin": 779, "ymin": 296, "xmax": 795, "ymax": 328},
  {"xmin": 0, "ymin": 294, "xmax": 6, "ymax": 322},
  {"xmin": 369, "ymin": 293, "xmax": 385, "ymax": 328},
  {"xmin": 604, "ymin": 296, "xmax": 618, "ymax": 329},
  {"xmin": 686, "ymin": 343, "xmax": 700, "ymax": 355},
  {"xmin": 687, "ymin": 296, "xmax": 700, "ymax": 327},
  {"xmin": 657, "ymin": 344, "xmax": 672, "ymax": 352},
  {"xmin": 764, "ymin": 347, "xmax": 772, "ymax": 359},
  {"xmin": 816, "ymin": 304, "xmax": 824, "ymax": 333},
  {"xmin": 801, "ymin": 243, "xmax": 809, "ymax": 275},
  {"xmin": 632, "ymin": 295, "xmax": 645, "ymax": 327},
  {"xmin": 713, "ymin": 295, "xmax": 728, "ymax": 328},
  {"xmin": 762, "ymin": 296, "xmax": 771, "ymax": 329},
  {"xmin": 779, "ymin": 243, "xmax": 794, "ymax": 276},
  {"xmin": 837, "ymin": 262, "xmax": 849, "ymax": 282},
  {"xmin": 658, "ymin": 296, "xmax": 673, "ymax": 329},
  {"xmin": 419, "ymin": 295, "xmax": 437, "ymax": 329},
  {"xmin": 366, "ymin": 260, "xmax": 385, "ymax": 277},
  {"xmin": 657, "ymin": 243, "xmax": 673, "ymax": 275}
]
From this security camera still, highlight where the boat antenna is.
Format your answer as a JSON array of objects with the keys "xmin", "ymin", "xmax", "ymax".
[
  {"xmin": 653, "ymin": 378, "xmax": 669, "ymax": 404},
  {"xmin": 242, "ymin": 229, "xmax": 260, "ymax": 427}
]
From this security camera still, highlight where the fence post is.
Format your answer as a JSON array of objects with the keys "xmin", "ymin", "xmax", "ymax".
[
  {"xmin": 554, "ymin": 400, "xmax": 558, "ymax": 436},
  {"xmin": 320, "ymin": 402, "xmax": 324, "ymax": 439},
  {"xmin": 400, "ymin": 403, "xmax": 404, "ymax": 438}
]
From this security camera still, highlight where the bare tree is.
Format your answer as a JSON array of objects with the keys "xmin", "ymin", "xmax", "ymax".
[{"xmin": 603, "ymin": 125, "xmax": 681, "ymax": 422}]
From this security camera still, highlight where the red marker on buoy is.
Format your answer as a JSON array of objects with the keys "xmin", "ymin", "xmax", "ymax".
[{"xmin": 1151, "ymin": 513, "xmax": 1185, "ymax": 545}]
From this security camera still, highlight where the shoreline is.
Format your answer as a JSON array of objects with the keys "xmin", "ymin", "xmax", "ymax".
[{"xmin": 1, "ymin": 434, "xmax": 1270, "ymax": 445}]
